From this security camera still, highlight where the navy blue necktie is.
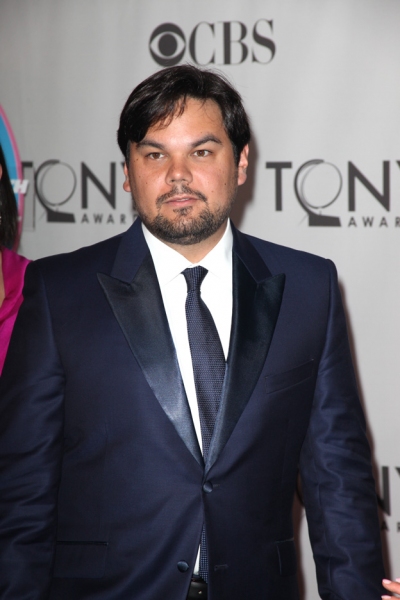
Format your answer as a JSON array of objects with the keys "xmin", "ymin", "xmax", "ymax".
[{"xmin": 183, "ymin": 266, "xmax": 226, "ymax": 582}]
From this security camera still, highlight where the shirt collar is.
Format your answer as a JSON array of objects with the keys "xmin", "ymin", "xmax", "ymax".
[{"xmin": 142, "ymin": 220, "xmax": 233, "ymax": 287}]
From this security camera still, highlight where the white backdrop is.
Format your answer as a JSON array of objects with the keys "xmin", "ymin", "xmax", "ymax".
[{"xmin": 1, "ymin": 1, "xmax": 399, "ymax": 596}]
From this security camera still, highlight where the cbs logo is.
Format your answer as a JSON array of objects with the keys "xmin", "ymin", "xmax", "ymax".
[{"xmin": 149, "ymin": 20, "xmax": 276, "ymax": 67}]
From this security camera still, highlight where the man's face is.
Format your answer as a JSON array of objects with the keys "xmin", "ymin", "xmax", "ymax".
[{"xmin": 123, "ymin": 98, "xmax": 248, "ymax": 252}]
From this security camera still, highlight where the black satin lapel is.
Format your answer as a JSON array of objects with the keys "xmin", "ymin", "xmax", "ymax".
[
  {"xmin": 98, "ymin": 254, "xmax": 203, "ymax": 467},
  {"xmin": 206, "ymin": 253, "xmax": 285, "ymax": 472},
  {"xmin": 111, "ymin": 218, "xmax": 148, "ymax": 283}
]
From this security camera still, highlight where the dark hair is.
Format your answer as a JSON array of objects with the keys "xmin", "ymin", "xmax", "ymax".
[
  {"xmin": 0, "ymin": 144, "xmax": 18, "ymax": 248},
  {"xmin": 117, "ymin": 65, "xmax": 251, "ymax": 165}
]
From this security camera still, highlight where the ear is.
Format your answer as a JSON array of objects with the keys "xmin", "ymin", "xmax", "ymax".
[
  {"xmin": 122, "ymin": 162, "xmax": 131, "ymax": 193},
  {"xmin": 237, "ymin": 144, "xmax": 249, "ymax": 186},
  {"xmin": 0, "ymin": 164, "xmax": 3, "ymax": 180}
]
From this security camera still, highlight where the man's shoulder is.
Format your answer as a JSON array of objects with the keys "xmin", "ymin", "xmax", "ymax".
[
  {"xmin": 240, "ymin": 230, "xmax": 331, "ymax": 275},
  {"xmin": 32, "ymin": 232, "xmax": 124, "ymax": 277}
]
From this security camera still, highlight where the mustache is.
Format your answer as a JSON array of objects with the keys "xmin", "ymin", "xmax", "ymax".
[{"xmin": 156, "ymin": 185, "xmax": 207, "ymax": 208}]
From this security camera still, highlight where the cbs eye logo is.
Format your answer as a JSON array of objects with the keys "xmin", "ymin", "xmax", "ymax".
[
  {"xmin": 149, "ymin": 23, "xmax": 186, "ymax": 67},
  {"xmin": 149, "ymin": 20, "xmax": 276, "ymax": 67}
]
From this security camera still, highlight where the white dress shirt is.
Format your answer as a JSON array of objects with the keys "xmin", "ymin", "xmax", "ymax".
[
  {"xmin": 143, "ymin": 221, "xmax": 233, "ymax": 574},
  {"xmin": 142, "ymin": 221, "xmax": 233, "ymax": 449}
]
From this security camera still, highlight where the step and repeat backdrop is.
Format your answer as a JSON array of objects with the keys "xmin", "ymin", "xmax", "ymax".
[{"xmin": 1, "ymin": 0, "xmax": 399, "ymax": 596}]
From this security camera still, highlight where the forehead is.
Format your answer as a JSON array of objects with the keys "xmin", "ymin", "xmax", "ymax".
[{"xmin": 147, "ymin": 98, "xmax": 226, "ymax": 137}]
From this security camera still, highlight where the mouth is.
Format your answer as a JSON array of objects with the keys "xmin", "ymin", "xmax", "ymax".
[
  {"xmin": 163, "ymin": 195, "xmax": 200, "ymax": 208},
  {"xmin": 157, "ymin": 186, "xmax": 208, "ymax": 208}
]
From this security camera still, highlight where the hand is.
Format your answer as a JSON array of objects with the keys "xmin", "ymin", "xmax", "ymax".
[{"xmin": 382, "ymin": 578, "xmax": 400, "ymax": 598}]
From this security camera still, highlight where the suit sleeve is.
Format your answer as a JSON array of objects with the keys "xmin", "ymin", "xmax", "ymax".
[
  {"xmin": 0, "ymin": 262, "xmax": 65, "ymax": 599},
  {"xmin": 299, "ymin": 260, "xmax": 385, "ymax": 600}
]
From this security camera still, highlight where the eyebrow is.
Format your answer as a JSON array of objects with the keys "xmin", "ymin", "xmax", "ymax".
[
  {"xmin": 136, "ymin": 135, "xmax": 223, "ymax": 150},
  {"xmin": 136, "ymin": 139, "xmax": 164, "ymax": 150},
  {"xmin": 191, "ymin": 135, "xmax": 223, "ymax": 148}
]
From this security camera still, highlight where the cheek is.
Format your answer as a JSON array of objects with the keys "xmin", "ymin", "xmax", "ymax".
[
  {"xmin": 131, "ymin": 174, "xmax": 149, "ymax": 195},
  {"xmin": 131, "ymin": 178, "xmax": 161, "ymax": 212},
  {"xmin": 198, "ymin": 167, "xmax": 225, "ymax": 191}
]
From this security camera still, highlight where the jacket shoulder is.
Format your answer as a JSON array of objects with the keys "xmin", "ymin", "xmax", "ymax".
[
  {"xmin": 32, "ymin": 233, "xmax": 124, "ymax": 280},
  {"xmin": 242, "ymin": 232, "xmax": 333, "ymax": 276}
]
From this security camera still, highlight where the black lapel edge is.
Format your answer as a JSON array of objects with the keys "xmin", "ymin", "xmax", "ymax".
[
  {"xmin": 97, "ymin": 254, "xmax": 203, "ymax": 468},
  {"xmin": 206, "ymin": 251, "xmax": 285, "ymax": 472},
  {"xmin": 110, "ymin": 217, "xmax": 147, "ymax": 283}
]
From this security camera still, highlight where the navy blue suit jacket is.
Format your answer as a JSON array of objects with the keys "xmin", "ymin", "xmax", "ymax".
[{"xmin": 0, "ymin": 219, "xmax": 384, "ymax": 599}]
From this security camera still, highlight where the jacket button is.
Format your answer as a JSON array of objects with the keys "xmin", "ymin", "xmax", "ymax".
[
  {"xmin": 177, "ymin": 561, "xmax": 189, "ymax": 572},
  {"xmin": 203, "ymin": 481, "xmax": 213, "ymax": 493}
]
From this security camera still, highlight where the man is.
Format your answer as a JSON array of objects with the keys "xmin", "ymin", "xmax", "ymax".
[{"xmin": 0, "ymin": 66, "xmax": 385, "ymax": 599}]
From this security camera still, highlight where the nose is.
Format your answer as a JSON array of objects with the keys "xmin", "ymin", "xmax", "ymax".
[{"xmin": 166, "ymin": 156, "xmax": 192, "ymax": 186}]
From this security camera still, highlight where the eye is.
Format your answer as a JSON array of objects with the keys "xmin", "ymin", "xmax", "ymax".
[
  {"xmin": 193, "ymin": 150, "xmax": 211, "ymax": 157},
  {"xmin": 147, "ymin": 152, "xmax": 164, "ymax": 160},
  {"xmin": 149, "ymin": 23, "xmax": 186, "ymax": 67}
]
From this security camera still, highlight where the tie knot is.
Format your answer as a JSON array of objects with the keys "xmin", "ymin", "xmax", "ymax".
[{"xmin": 183, "ymin": 266, "xmax": 208, "ymax": 293}]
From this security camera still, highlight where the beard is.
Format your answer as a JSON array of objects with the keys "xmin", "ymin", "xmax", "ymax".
[{"xmin": 133, "ymin": 183, "xmax": 237, "ymax": 246}]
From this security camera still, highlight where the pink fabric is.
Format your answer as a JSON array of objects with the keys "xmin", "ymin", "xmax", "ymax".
[{"xmin": 0, "ymin": 247, "xmax": 30, "ymax": 374}]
